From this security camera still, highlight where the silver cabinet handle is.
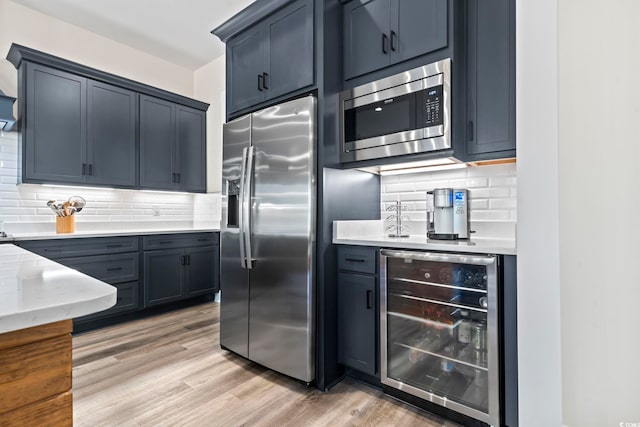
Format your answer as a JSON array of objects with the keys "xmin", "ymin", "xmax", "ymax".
[
  {"xmin": 238, "ymin": 147, "xmax": 248, "ymax": 268},
  {"xmin": 244, "ymin": 145, "xmax": 255, "ymax": 269}
]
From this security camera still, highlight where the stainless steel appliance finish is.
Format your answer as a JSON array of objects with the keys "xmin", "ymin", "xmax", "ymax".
[
  {"xmin": 380, "ymin": 249, "xmax": 500, "ymax": 427},
  {"xmin": 340, "ymin": 59, "xmax": 451, "ymax": 163},
  {"xmin": 430, "ymin": 188, "xmax": 470, "ymax": 240},
  {"xmin": 220, "ymin": 96, "xmax": 316, "ymax": 383}
]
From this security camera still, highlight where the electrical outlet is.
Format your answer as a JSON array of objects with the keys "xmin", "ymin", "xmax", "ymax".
[{"xmin": 152, "ymin": 206, "xmax": 160, "ymax": 216}]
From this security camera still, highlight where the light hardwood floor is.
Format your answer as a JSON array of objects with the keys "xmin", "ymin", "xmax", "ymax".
[{"xmin": 72, "ymin": 302, "xmax": 460, "ymax": 427}]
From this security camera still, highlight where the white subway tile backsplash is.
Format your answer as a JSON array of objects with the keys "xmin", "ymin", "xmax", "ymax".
[
  {"xmin": 380, "ymin": 163, "xmax": 517, "ymax": 239},
  {"xmin": 470, "ymin": 163, "xmax": 515, "ymax": 176},
  {"xmin": 468, "ymin": 187, "xmax": 511, "ymax": 198},
  {"xmin": 399, "ymin": 192, "xmax": 428, "ymax": 202},
  {"xmin": 414, "ymin": 180, "xmax": 451, "ymax": 191},
  {"xmin": 381, "ymin": 193, "xmax": 401, "ymax": 202},
  {"xmin": 489, "ymin": 198, "xmax": 517, "ymax": 210},
  {"xmin": 469, "ymin": 210, "xmax": 512, "ymax": 221},
  {"xmin": 0, "ymin": 200, "xmax": 19, "ymax": 207},
  {"xmin": 385, "ymin": 182, "xmax": 415, "ymax": 193},
  {"xmin": 469, "ymin": 199, "xmax": 489, "ymax": 210},
  {"xmin": 489, "ymin": 176, "xmax": 517, "ymax": 186},
  {"xmin": 448, "ymin": 177, "xmax": 489, "ymax": 188},
  {"xmin": 0, "ymin": 160, "xmax": 17, "ymax": 169},
  {"xmin": 0, "ymin": 132, "xmax": 222, "ymax": 231}
]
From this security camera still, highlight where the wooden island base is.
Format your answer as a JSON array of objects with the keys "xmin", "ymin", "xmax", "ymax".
[{"xmin": 0, "ymin": 320, "xmax": 73, "ymax": 426}]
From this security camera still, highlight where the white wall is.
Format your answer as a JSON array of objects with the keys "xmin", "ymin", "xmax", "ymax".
[
  {"xmin": 0, "ymin": 0, "xmax": 194, "ymax": 99},
  {"xmin": 558, "ymin": 1, "xmax": 640, "ymax": 425},
  {"xmin": 193, "ymin": 55, "xmax": 226, "ymax": 193},
  {"xmin": 516, "ymin": 0, "xmax": 563, "ymax": 426}
]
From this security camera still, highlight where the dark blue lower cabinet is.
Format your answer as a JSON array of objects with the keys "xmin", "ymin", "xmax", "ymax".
[
  {"xmin": 76, "ymin": 281, "xmax": 140, "ymax": 322},
  {"xmin": 143, "ymin": 249, "xmax": 186, "ymax": 307},
  {"xmin": 338, "ymin": 272, "xmax": 377, "ymax": 376},
  {"xmin": 144, "ymin": 243, "xmax": 219, "ymax": 307},
  {"xmin": 186, "ymin": 246, "xmax": 219, "ymax": 297}
]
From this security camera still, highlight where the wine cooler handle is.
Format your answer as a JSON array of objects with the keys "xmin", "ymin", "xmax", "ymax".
[{"xmin": 380, "ymin": 249, "xmax": 496, "ymax": 266}]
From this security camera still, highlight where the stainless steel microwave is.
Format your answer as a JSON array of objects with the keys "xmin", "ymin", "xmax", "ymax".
[{"xmin": 340, "ymin": 58, "xmax": 451, "ymax": 163}]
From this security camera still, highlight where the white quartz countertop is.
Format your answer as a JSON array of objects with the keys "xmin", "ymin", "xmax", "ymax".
[
  {"xmin": 9, "ymin": 226, "xmax": 220, "ymax": 241},
  {"xmin": 0, "ymin": 244, "xmax": 117, "ymax": 333},
  {"xmin": 333, "ymin": 220, "xmax": 516, "ymax": 255}
]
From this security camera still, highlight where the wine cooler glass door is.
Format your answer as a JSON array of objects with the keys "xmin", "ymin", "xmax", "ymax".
[{"xmin": 380, "ymin": 250, "xmax": 499, "ymax": 427}]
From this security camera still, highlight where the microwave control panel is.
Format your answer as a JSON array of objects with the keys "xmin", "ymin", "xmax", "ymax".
[{"xmin": 421, "ymin": 84, "xmax": 444, "ymax": 127}]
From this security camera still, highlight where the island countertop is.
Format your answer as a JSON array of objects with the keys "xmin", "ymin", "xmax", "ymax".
[{"xmin": 0, "ymin": 244, "xmax": 116, "ymax": 334}]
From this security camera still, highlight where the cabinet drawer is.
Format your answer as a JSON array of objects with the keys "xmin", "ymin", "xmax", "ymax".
[
  {"xmin": 0, "ymin": 334, "xmax": 71, "ymax": 415},
  {"xmin": 18, "ymin": 236, "xmax": 138, "ymax": 259},
  {"xmin": 337, "ymin": 246, "xmax": 377, "ymax": 274},
  {"xmin": 142, "ymin": 232, "xmax": 218, "ymax": 250},
  {"xmin": 75, "ymin": 281, "xmax": 139, "ymax": 322},
  {"xmin": 58, "ymin": 253, "xmax": 139, "ymax": 284}
]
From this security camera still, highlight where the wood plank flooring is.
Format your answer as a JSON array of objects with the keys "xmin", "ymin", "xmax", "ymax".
[{"xmin": 72, "ymin": 302, "xmax": 460, "ymax": 427}]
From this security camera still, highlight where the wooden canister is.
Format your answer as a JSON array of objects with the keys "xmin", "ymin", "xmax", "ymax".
[{"xmin": 55, "ymin": 216, "xmax": 75, "ymax": 234}]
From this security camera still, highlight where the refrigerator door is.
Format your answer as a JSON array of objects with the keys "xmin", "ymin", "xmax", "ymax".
[
  {"xmin": 248, "ymin": 96, "xmax": 316, "ymax": 382},
  {"xmin": 220, "ymin": 114, "xmax": 251, "ymax": 358}
]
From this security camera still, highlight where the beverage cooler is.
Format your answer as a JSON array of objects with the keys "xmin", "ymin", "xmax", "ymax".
[{"xmin": 380, "ymin": 250, "xmax": 500, "ymax": 426}]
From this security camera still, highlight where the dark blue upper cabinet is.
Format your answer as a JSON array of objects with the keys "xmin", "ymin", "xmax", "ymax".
[
  {"xmin": 223, "ymin": 0, "xmax": 314, "ymax": 116},
  {"xmin": 464, "ymin": 0, "xmax": 515, "ymax": 160},
  {"xmin": 228, "ymin": 27, "xmax": 267, "ymax": 113},
  {"xmin": 391, "ymin": 0, "xmax": 447, "ymax": 64},
  {"xmin": 266, "ymin": 0, "xmax": 314, "ymax": 100},
  {"xmin": 8, "ymin": 44, "xmax": 209, "ymax": 192},
  {"xmin": 343, "ymin": 0, "xmax": 448, "ymax": 80},
  {"xmin": 343, "ymin": 0, "xmax": 392, "ymax": 80},
  {"xmin": 139, "ymin": 95, "xmax": 176, "ymax": 190},
  {"xmin": 87, "ymin": 81, "xmax": 137, "ymax": 187},
  {"xmin": 140, "ymin": 96, "xmax": 207, "ymax": 193},
  {"xmin": 23, "ymin": 64, "xmax": 137, "ymax": 187},
  {"xmin": 176, "ymin": 105, "xmax": 207, "ymax": 193},
  {"xmin": 24, "ymin": 63, "xmax": 87, "ymax": 184}
]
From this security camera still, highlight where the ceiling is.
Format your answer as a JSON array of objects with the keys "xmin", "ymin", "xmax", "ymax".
[{"xmin": 12, "ymin": 0, "xmax": 257, "ymax": 70}]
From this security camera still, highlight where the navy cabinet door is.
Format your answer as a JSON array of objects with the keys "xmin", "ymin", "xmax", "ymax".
[
  {"xmin": 87, "ymin": 80, "xmax": 137, "ymax": 187},
  {"xmin": 175, "ymin": 105, "xmax": 206, "ymax": 192},
  {"xmin": 343, "ymin": 0, "xmax": 392, "ymax": 80},
  {"xmin": 144, "ymin": 249, "xmax": 185, "ymax": 306},
  {"xmin": 465, "ymin": 0, "xmax": 516, "ymax": 159},
  {"xmin": 337, "ymin": 272, "xmax": 377, "ymax": 376},
  {"xmin": 391, "ymin": 0, "xmax": 448, "ymax": 63},
  {"xmin": 139, "ymin": 95, "xmax": 176, "ymax": 190},
  {"xmin": 185, "ymin": 246, "xmax": 217, "ymax": 297},
  {"xmin": 24, "ymin": 63, "xmax": 87, "ymax": 184},
  {"xmin": 265, "ymin": 0, "xmax": 314, "ymax": 100},
  {"xmin": 228, "ymin": 26, "xmax": 266, "ymax": 113}
]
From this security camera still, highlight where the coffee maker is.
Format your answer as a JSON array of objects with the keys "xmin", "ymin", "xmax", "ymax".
[{"xmin": 427, "ymin": 188, "xmax": 470, "ymax": 240}]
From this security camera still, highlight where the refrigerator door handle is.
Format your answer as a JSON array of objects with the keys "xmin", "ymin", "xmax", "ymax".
[
  {"xmin": 238, "ymin": 147, "xmax": 248, "ymax": 268},
  {"xmin": 244, "ymin": 145, "xmax": 255, "ymax": 269}
]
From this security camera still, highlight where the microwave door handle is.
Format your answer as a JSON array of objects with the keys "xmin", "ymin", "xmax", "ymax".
[
  {"xmin": 244, "ymin": 145, "xmax": 255, "ymax": 269},
  {"xmin": 238, "ymin": 147, "xmax": 248, "ymax": 268}
]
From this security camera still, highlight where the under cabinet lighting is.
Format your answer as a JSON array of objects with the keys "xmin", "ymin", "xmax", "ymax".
[
  {"xmin": 379, "ymin": 163, "xmax": 468, "ymax": 176},
  {"xmin": 357, "ymin": 157, "xmax": 468, "ymax": 175}
]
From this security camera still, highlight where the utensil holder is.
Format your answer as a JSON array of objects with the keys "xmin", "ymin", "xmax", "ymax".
[{"xmin": 56, "ymin": 215, "xmax": 75, "ymax": 234}]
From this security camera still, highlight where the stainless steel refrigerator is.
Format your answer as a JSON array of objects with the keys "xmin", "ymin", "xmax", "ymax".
[{"xmin": 220, "ymin": 96, "xmax": 316, "ymax": 383}]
